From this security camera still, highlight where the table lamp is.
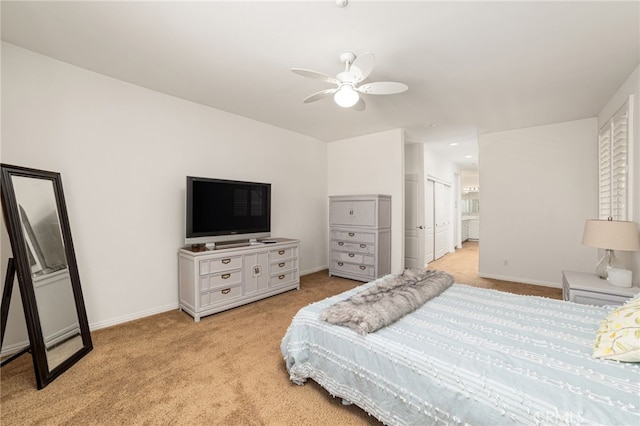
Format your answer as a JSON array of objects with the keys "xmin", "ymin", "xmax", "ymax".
[{"xmin": 581, "ymin": 218, "xmax": 640, "ymax": 280}]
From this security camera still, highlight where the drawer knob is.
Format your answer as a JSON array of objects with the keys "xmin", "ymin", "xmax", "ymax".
[
  {"xmin": 359, "ymin": 266, "xmax": 366, "ymax": 270},
  {"xmin": 221, "ymin": 288, "xmax": 231, "ymax": 294},
  {"xmin": 278, "ymin": 250, "xmax": 285, "ymax": 255},
  {"xmin": 348, "ymin": 253, "xmax": 355, "ymax": 258},
  {"xmin": 360, "ymin": 244, "xmax": 366, "ymax": 248},
  {"xmin": 338, "ymin": 242, "xmax": 344, "ymax": 246},
  {"xmin": 348, "ymin": 232, "xmax": 355, "ymax": 237},
  {"xmin": 278, "ymin": 274, "xmax": 285, "ymax": 280},
  {"xmin": 221, "ymin": 273, "xmax": 230, "ymax": 279},
  {"xmin": 222, "ymin": 259, "xmax": 231, "ymax": 264},
  {"xmin": 338, "ymin": 262, "xmax": 344, "ymax": 266},
  {"xmin": 278, "ymin": 262, "xmax": 285, "ymax": 267}
]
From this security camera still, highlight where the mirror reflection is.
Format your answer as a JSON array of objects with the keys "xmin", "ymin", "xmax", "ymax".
[
  {"xmin": 11, "ymin": 176, "xmax": 82, "ymax": 370},
  {"xmin": 461, "ymin": 191, "xmax": 480, "ymax": 215}
]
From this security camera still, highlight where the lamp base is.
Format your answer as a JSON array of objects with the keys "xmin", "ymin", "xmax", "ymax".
[{"xmin": 594, "ymin": 249, "xmax": 623, "ymax": 280}]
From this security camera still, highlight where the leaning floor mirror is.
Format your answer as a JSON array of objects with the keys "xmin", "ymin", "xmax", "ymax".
[{"xmin": 1, "ymin": 164, "xmax": 92, "ymax": 389}]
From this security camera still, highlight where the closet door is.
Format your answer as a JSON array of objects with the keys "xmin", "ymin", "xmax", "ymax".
[
  {"xmin": 434, "ymin": 182, "xmax": 448, "ymax": 260},
  {"xmin": 425, "ymin": 180, "xmax": 435, "ymax": 262}
]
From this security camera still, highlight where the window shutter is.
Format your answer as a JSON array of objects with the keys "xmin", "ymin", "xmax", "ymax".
[
  {"xmin": 599, "ymin": 96, "xmax": 632, "ymax": 221},
  {"xmin": 598, "ymin": 120, "xmax": 612, "ymax": 219},
  {"xmin": 611, "ymin": 107, "xmax": 629, "ymax": 220}
]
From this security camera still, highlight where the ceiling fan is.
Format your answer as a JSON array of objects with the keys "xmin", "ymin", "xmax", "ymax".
[{"xmin": 291, "ymin": 52, "xmax": 408, "ymax": 111}]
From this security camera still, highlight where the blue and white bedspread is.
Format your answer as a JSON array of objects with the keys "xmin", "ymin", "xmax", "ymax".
[{"xmin": 281, "ymin": 282, "xmax": 640, "ymax": 426}]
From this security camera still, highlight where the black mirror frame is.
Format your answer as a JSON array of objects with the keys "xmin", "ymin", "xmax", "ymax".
[{"xmin": 1, "ymin": 164, "xmax": 92, "ymax": 389}]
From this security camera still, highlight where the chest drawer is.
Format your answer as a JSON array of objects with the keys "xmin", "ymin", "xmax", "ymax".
[
  {"xmin": 331, "ymin": 240, "xmax": 375, "ymax": 254},
  {"xmin": 271, "ymin": 259, "xmax": 295, "ymax": 273},
  {"xmin": 199, "ymin": 256, "xmax": 242, "ymax": 275},
  {"xmin": 331, "ymin": 230, "xmax": 375, "ymax": 243},
  {"xmin": 331, "ymin": 251, "xmax": 375, "ymax": 265},
  {"xmin": 271, "ymin": 247, "xmax": 295, "ymax": 261},
  {"xmin": 270, "ymin": 271, "xmax": 297, "ymax": 287},
  {"xmin": 570, "ymin": 289, "xmax": 631, "ymax": 306},
  {"xmin": 331, "ymin": 261, "xmax": 375, "ymax": 278},
  {"xmin": 200, "ymin": 284, "xmax": 242, "ymax": 307},
  {"xmin": 200, "ymin": 270, "xmax": 242, "ymax": 291}
]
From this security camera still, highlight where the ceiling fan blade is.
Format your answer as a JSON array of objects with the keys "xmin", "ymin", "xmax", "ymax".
[
  {"xmin": 302, "ymin": 88, "xmax": 337, "ymax": 103},
  {"xmin": 291, "ymin": 68, "xmax": 339, "ymax": 85},
  {"xmin": 357, "ymin": 81, "xmax": 408, "ymax": 95},
  {"xmin": 352, "ymin": 97, "xmax": 366, "ymax": 112},
  {"xmin": 350, "ymin": 52, "xmax": 375, "ymax": 82}
]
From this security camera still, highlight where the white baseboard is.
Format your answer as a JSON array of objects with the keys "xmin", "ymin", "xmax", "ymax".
[
  {"xmin": 300, "ymin": 265, "xmax": 328, "ymax": 276},
  {"xmin": 89, "ymin": 302, "xmax": 179, "ymax": 331},
  {"xmin": 90, "ymin": 267, "xmax": 330, "ymax": 332},
  {"xmin": 1, "ymin": 339, "xmax": 30, "ymax": 357},
  {"xmin": 478, "ymin": 272, "xmax": 561, "ymax": 289}
]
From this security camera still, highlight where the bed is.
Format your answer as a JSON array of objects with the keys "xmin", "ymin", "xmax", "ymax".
[{"xmin": 281, "ymin": 272, "xmax": 640, "ymax": 425}]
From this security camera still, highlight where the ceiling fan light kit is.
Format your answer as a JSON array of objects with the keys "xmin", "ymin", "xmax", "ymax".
[
  {"xmin": 291, "ymin": 51, "xmax": 408, "ymax": 111},
  {"xmin": 334, "ymin": 85, "xmax": 359, "ymax": 108}
]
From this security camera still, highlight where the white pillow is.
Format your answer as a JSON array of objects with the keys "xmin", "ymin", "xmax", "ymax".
[{"xmin": 593, "ymin": 295, "xmax": 640, "ymax": 362}]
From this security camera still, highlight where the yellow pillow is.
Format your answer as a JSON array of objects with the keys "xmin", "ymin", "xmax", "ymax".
[{"xmin": 593, "ymin": 296, "xmax": 640, "ymax": 362}]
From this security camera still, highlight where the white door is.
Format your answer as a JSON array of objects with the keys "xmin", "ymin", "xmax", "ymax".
[
  {"xmin": 425, "ymin": 180, "xmax": 435, "ymax": 263},
  {"xmin": 434, "ymin": 182, "xmax": 448, "ymax": 260},
  {"xmin": 404, "ymin": 174, "xmax": 425, "ymax": 269}
]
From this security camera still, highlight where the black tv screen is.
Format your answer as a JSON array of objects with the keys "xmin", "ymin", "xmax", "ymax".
[{"xmin": 186, "ymin": 177, "xmax": 271, "ymax": 244}]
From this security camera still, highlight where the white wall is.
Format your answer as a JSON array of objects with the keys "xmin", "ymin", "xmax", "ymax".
[
  {"xmin": 478, "ymin": 118, "xmax": 598, "ymax": 287},
  {"xmin": 598, "ymin": 65, "xmax": 640, "ymax": 284},
  {"xmin": 327, "ymin": 129, "xmax": 405, "ymax": 274},
  {"xmin": 1, "ymin": 43, "xmax": 328, "ymax": 340}
]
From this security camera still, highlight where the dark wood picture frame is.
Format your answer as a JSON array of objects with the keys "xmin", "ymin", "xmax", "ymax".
[{"xmin": 0, "ymin": 164, "xmax": 92, "ymax": 389}]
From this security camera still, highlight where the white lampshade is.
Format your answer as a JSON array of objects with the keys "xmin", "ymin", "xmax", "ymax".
[
  {"xmin": 582, "ymin": 219, "xmax": 640, "ymax": 251},
  {"xmin": 334, "ymin": 85, "xmax": 359, "ymax": 108}
]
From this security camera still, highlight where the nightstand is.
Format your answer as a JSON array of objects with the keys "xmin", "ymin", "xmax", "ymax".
[{"xmin": 562, "ymin": 271, "xmax": 639, "ymax": 306}]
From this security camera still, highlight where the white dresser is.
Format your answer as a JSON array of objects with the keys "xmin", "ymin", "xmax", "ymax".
[
  {"xmin": 329, "ymin": 195, "xmax": 391, "ymax": 282},
  {"xmin": 178, "ymin": 238, "xmax": 299, "ymax": 321}
]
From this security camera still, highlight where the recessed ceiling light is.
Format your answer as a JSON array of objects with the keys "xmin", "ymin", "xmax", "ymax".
[
  {"xmin": 449, "ymin": 142, "xmax": 459, "ymax": 146},
  {"xmin": 465, "ymin": 155, "xmax": 473, "ymax": 159},
  {"xmin": 430, "ymin": 124, "xmax": 437, "ymax": 127}
]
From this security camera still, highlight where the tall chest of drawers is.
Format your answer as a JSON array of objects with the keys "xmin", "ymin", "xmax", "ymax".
[{"xmin": 329, "ymin": 195, "xmax": 391, "ymax": 282}]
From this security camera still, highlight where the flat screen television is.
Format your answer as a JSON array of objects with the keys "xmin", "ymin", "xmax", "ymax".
[{"xmin": 185, "ymin": 176, "xmax": 271, "ymax": 246}]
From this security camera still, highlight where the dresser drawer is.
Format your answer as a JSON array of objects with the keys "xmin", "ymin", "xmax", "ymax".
[
  {"xmin": 331, "ymin": 261, "xmax": 374, "ymax": 278},
  {"xmin": 200, "ymin": 284, "xmax": 242, "ymax": 307},
  {"xmin": 331, "ymin": 230, "xmax": 375, "ymax": 243},
  {"xmin": 271, "ymin": 259, "xmax": 295, "ymax": 273},
  {"xmin": 271, "ymin": 247, "xmax": 295, "ymax": 261},
  {"xmin": 199, "ymin": 256, "xmax": 242, "ymax": 275},
  {"xmin": 570, "ymin": 289, "xmax": 631, "ymax": 306},
  {"xmin": 200, "ymin": 270, "xmax": 242, "ymax": 291},
  {"xmin": 331, "ymin": 240, "xmax": 375, "ymax": 254},
  {"xmin": 331, "ymin": 251, "xmax": 374, "ymax": 265},
  {"xmin": 270, "ymin": 271, "xmax": 297, "ymax": 287}
]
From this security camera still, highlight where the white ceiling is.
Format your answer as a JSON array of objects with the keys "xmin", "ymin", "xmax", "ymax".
[{"xmin": 2, "ymin": 1, "xmax": 639, "ymax": 172}]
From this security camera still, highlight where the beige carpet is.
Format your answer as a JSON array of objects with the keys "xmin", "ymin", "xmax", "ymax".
[{"xmin": 0, "ymin": 242, "xmax": 560, "ymax": 425}]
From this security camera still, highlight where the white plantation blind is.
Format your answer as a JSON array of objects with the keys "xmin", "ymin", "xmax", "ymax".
[
  {"xmin": 598, "ymin": 123, "xmax": 612, "ymax": 218},
  {"xmin": 599, "ymin": 97, "xmax": 633, "ymax": 221}
]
